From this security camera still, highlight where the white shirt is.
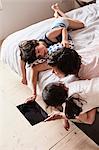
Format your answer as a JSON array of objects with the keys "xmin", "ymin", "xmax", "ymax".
[
  {"xmin": 68, "ymin": 77, "xmax": 99, "ymax": 114},
  {"xmin": 78, "ymin": 56, "xmax": 99, "ymax": 79}
]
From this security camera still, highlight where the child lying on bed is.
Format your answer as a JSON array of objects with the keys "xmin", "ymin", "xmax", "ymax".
[
  {"xmin": 48, "ymin": 47, "xmax": 99, "ymax": 79},
  {"xmin": 42, "ymin": 78, "xmax": 99, "ymax": 130},
  {"xmin": 19, "ymin": 4, "xmax": 84, "ymax": 100}
]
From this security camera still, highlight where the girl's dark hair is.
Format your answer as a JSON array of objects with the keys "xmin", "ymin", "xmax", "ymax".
[
  {"xmin": 42, "ymin": 81, "xmax": 86, "ymax": 119},
  {"xmin": 42, "ymin": 82, "xmax": 68, "ymax": 106},
  {"xmin": 19, "ymin": 39, "xmax": 39, "ymax": 64},
  {"xmin": 65, "ymin": 93, "xmax": 86, "ymax": 119},
  {"xmin": 48, "ymin": 47, "xmax": 82, "ymax": 76}
]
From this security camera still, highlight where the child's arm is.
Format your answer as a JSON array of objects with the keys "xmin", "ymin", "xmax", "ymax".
[
  {"xmin": 46, "ymin": 27, "xmax": 69, "ymax": 48},
  {"xmin": 44, "ymin": 111, "xmax": 70, "ymax": 131},
  {"xmin": 28, "ymin": 62, "xmax": 51, "ymax": 101},
  {"xmin": 31, "ymin": 66, "xmax": 38, "ymax": 100},
  {"xmin": 61, "ymin": 28, "xmax": 69, "ymax": 47},
  {"xmin": 76, "ymin": 108, "xmax": 96, "ymax": 124},
  {"xmin": 20, "ymin": 59, "xmax": 27, "ymax": 85}
]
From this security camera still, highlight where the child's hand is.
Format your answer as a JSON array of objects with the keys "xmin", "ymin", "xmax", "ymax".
[
  {"xmin": 44, "ymin": 111, "xmax": 70, "ymax": 131},
  {"xmin": 61, "ymin": 40, "xmax": 69, "ymax": 48},
  {"xmin": 21, "ymin": 78, "xmax": 27, "ymax": 85},
  {"xmin": 44, "ymin": 111, "xmax": 64, "ymax": 121},
  {"xmin": 25, "ymin": 94, "xmax": 36, "ymax": 103},
  {"xmin": 62, "ymin": 117, "xmax": 70, "ymax": 131}
]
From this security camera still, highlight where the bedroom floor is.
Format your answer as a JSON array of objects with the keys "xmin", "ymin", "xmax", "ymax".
[{"xmin": 0, "ymin": 61, "xmax": 99, "ymax": 150}]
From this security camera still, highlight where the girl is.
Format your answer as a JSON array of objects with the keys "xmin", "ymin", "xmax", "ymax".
[
  {"xmin": 42, "ymin": 78, "xmax": 99, "ymax": 130},
  {"xmin": 48, "ymin": 45, "xmax": 99, "ymax": 79},
  {"xmin": 19, "ymin": 4, "xmax": 84, "ymax": 100}
]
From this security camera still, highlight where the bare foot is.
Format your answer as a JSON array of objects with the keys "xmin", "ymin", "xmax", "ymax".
[
  {"xmin": 51, "ymin": 3, "xmax": 59, "ymax": 18},
  {"xmin": 51, "ymin": 3, "xmax": 59, "ymax": 11}
]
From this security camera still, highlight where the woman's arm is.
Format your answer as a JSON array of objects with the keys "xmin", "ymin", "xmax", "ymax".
[
  {"xmin": 20, "ymin": 59, "xmax": 27, "ymax": 85},
  {"xmin": 76, "ymin": 108, "xmax": 96, "ymax": 124}
]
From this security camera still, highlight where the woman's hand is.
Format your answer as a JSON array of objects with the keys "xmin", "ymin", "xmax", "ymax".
[{"xmin": 44, "ymin": 111, "xmax": 70, "ymax": 131}]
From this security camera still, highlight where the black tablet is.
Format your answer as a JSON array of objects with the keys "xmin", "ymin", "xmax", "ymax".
[{"xmin": 17, "ymin": 101, "xmax": 48, "ymax": 126}]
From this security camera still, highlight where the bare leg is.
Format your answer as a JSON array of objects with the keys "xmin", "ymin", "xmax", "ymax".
[
  {"xmin": 51, "ymin": 3, "xmax": 84, "ymax": 30},
  {"xmin": 51, "ymin": 3, "xmax": 69, "ymax": 18},
  {"xmin": 51, "ymin": 3, "xmax": 60, "ymax": 18}
]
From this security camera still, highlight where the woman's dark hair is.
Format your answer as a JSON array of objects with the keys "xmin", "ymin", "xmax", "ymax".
[
  {"xmin": 47, "ymin": 47, "xmax": 82, "ymax": 76},
  {"xmin": 19, "ymin": 39, "xmax": 39, "ymax": 64},
  {"xmin": 65, "ymin": 94, "xmax": 83, "ymax": 119},
  {"xmin": 42, "ymin": 82, "xmax": 68, "ymax": 106}
]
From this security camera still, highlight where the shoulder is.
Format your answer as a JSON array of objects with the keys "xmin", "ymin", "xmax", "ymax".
[{"xmin": 68, "ymin": 79, "xmax": 90, "ymax": 96}]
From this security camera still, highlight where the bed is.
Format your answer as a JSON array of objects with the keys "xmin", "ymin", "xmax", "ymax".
[
  {"xmin": 1, "ymin": 3, "xmax": 99, "ymax": 145},
  {"xmin": 1, "ymin": 3, "xmax": 99, "ymax": 92}
]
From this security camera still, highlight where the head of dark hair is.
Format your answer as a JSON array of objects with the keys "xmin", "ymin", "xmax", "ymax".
[
  {"xmin": 47, "ymin": 47, "xmax": 81, "ymax": 76},
  {"xmin": 65, "ymin": 93, "xmax": 84, "ymax": 119},
  {"xmin": 19, "ymin": 39, "xmax": 39, "ymax": 64},
  {"xmin": 42, "ymin": 82, "xmax": 68, "ymax": 106}
]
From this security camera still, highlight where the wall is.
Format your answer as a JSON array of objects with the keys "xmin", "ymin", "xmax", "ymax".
[{"xmin": 0, "ymin": 0, "xmax": 74, "ymax": 42}]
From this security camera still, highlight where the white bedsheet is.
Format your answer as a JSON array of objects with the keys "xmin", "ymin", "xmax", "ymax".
[{"xmin": 1, "ymin": 3, "xmax": 99, "ymax": 91}]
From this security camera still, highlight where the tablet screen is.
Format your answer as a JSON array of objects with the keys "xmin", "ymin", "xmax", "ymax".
[{"xmin": 17, "ymin": 101, "xmax": 48, "ymax": 126}]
